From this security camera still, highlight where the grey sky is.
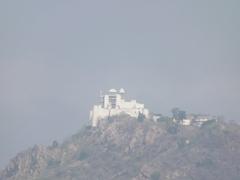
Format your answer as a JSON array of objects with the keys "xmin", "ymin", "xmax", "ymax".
[{"xmin": 0, "ymin": 0, "xmax": 239, "ymax": 168}]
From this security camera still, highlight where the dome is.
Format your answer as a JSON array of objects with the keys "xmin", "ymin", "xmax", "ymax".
[
  {"xmin": 119, "ymin": 88, "xmax": 125, "ymax": 94},
  {"xmin": 109, "ymin": 88, "xmax": 117, "ymax": 93}
]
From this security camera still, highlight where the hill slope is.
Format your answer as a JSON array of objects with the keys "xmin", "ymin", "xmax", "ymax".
[{"xmin": 1, "ymin": 115, "xmax": 240, "ymax": 180}]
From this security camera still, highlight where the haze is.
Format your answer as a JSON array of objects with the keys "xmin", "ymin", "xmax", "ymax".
[{"xmin": 0, "ymin": 0, "xmax": 239, "ymax": 168}]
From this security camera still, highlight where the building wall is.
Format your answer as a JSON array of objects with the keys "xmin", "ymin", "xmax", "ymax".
[{"xmin": 90, "ymin": 91, "xmax": 149, "ymax": 127}]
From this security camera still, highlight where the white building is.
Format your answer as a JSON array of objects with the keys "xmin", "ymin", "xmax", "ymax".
[
  {"xmin": 181, "ymin": 119, "xmax": 192, "ymax": 126},
  {"xmin": 89, "ymin": 88, "xmax": 149, "ymax": 127},
  {"xmin": 180, "ymin": 114, "xmax": 217, "ymax": 127}
]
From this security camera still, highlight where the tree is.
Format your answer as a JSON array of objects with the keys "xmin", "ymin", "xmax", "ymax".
[
  {"xmin": 52, "ymin": 140, "xmax": 59, "ymax": 148},
  {"xmin": 171, "ymin": 108, "xmax": 186, "ymax": 121},
  {"xmin": 137, "ymin": 113, "xmax": 145, "ymax": 122}
]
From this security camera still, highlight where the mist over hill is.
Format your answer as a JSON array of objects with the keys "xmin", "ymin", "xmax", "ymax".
[{"xmin": 1, "ymin": 115, "xmax": 240, "ymax": 180}]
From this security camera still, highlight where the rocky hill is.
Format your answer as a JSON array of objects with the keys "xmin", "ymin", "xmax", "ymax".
[{"xmin": 1, "ymin": 115, "xmax": 240, "ymax": 180}]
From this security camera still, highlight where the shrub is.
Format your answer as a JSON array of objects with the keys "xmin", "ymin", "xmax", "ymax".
[
  {"xmin": 47, "ymin": 159, "xmax": 61, "ymax": 167},
  {"xmin": 137, "ymin": 113, "xmax": 145, "ymax": 122},
  {"xmin": 78, "ymin": 151, "xmax": 89, "ymax": 161},
  {"xmin": 158, "ymin": 116, "xmax": 171, "ymax": 122},
  {"xmin": 177, "ymin": 138, "xmax": 186, "ymax": 149},
  {"xmin": 167, "ymin": 124, "xmax": 178, "ymax": 134},
  {"xmin": 196, "ymin": 158, "xmax": 214, "ymax": 168},
  {"xmin": 150, "ymin": 171, "xmax": 161, "ymax": 180},
  {"xmin": 201, "ymin": 120, "xmax": 217, "ymax": 129}
]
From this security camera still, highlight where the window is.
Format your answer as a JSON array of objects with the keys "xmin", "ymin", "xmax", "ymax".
[{"xmin": 109, "ymin": 95, "xmax": 117, "ymax": 108}]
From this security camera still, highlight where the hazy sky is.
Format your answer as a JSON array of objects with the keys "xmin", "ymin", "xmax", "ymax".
[{"xmin": 0, "ymin": 0, "xmax": 239, "ymax": 168}]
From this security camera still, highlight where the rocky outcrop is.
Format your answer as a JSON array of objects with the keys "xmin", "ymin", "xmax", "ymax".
[
  {"xmin": 0, "ymin": 145, "xmax": 47, "ymax": 180},
  {"xmin": 0, "ymin": 144, "xmax": 62, "ymax": 180},
  {"xmin": 1, "ymin": 115, "xmax": 240, "ymax": 180}
]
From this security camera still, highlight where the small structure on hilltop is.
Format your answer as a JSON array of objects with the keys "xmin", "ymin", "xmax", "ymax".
[
  {"xmin": 180, "ymin": 114, "xmax": 218, "ymax": 127},
  {"xmin": 89, "ymin": 88, "xmax": 149, "ymax": 127}
]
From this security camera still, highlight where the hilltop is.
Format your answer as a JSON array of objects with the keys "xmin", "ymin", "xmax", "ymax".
[{"xmin": 1, "ymin": 115, "xmax": 240, "ymax": 180}]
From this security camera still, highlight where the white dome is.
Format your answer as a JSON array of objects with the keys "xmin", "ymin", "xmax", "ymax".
[
  {"xmin": 109, "ymin": 88, "xmax": 117, "ymax": 93},
  {"xmin": 119, "ymin": 88, "xmax": 125, "ymax": 94}
]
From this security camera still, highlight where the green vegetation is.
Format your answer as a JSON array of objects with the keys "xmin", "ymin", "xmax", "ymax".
[
  {"xmin": 137, "ymin": 113, "xmax": 145, "ymax": 122},
  {"xmin": 177, "ymin": 138, "xmax": 186, "ymax": 149},
  {"xmin": 171, "ymin": 108, "xmax": 186, "ymax": 121},
  {"xmin": 47, "ymin": 159, "xmax": 61, "ymax": 167},
  {"xmin": 167, "ymin": 125, "xmax": 178, "ymax": 134},
  {"xmin": 201, "ymin": 119, "xmax": 217, "ymax": 129},
  {"xmin": 196, "ymin": 158, "xmax": 214, "ymax": 168},
  {"xmin": 158, "ymin": 116, "xmax": 171, "ymax": 122},
  {"xmin": 150, "ymin": 171, "xmax": 161, "ymax": 180},
  {"xmin": 166, "ymin": 121, "xmax": 179, "ymax": 134},
  {"xmin": 51, "ymin": 140, "xmax": 59, "ymax": 148},
  {"xmin": 77, "ymin": 151, "xmax": 89, "ymax": 161}
]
